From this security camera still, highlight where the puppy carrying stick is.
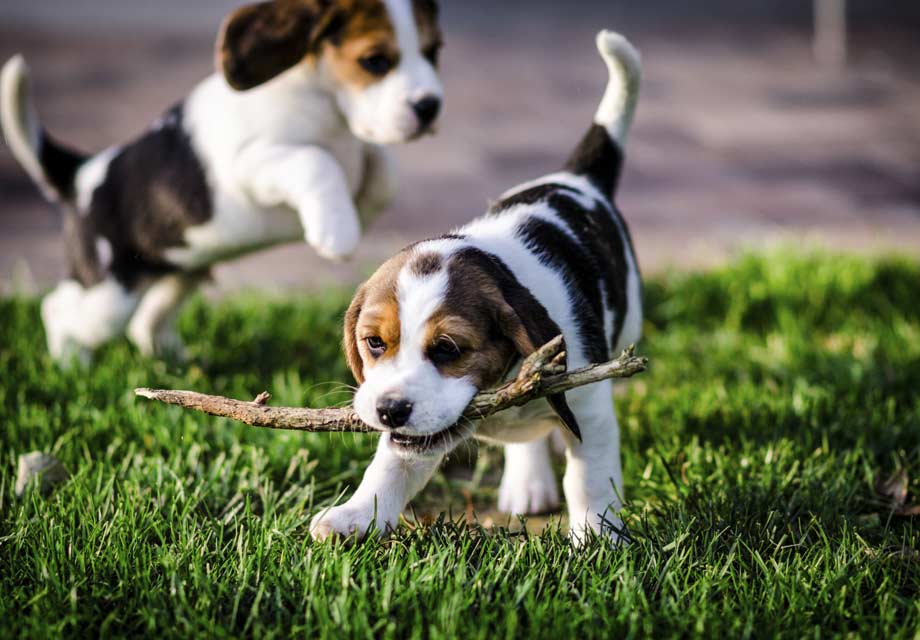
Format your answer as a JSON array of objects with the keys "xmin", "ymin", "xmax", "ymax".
[{"xmin": 312, "ymin": 30, "xmax": 642, "ymax": 543}]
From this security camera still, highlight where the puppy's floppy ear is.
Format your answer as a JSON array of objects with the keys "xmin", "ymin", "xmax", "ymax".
[
  {"xmin": 459, "ymin": 249, "xmax": 582, "ymax": 440},
  {"xmin": 217, "ymin": 0, "xmax": 337, "ymax": 91},
  {"xmin": 494, "ymin": 281, "xmax": 582, "ymax": 441},
  {"xmin": 343, "ymin": 283, "xmax": 367, "ymax": 384}
]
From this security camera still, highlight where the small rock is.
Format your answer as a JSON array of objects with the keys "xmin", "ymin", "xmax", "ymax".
[{"xmin": 15, "ymin": 452, "xmax": 69, "ymax": 497}]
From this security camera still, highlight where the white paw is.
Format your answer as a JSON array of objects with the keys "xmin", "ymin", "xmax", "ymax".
[
  {"xmin": 42, "ymin": 284, "xmax": 92, "ymax": 367},
  {"xmin": 498, "ymin": 471, "xmax": 560, "ymax": 516},
  {"xmin": 304, "ymin": 205, "xmax": 362, "ymax": 262},
  {"xmin": 567, "ymin": 505, "xmax": 628, "ymax": 546},
  {"xmin": 309, "ymin": 502, "xmax": 394, "ymax": 542}
]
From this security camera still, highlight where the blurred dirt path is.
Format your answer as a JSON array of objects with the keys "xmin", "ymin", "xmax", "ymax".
[{"xmin": 1, "ymin": 1, "xmax": 918, "ymax": 294}]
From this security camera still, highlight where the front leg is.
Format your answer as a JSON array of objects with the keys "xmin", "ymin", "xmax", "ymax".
[
  {"xmin": 239, "ymin": 143, "xmax": 361, "ymax": 261},
  {"xmin": 558, "ymin": 381, "xmax": 626, "ymax": 544},
  {"xmin": 310, "ymin": 435, "xmax": 443, "ymax": 541},
  {"xmin": 355, "ymin": 143, "xmax": 398, "ymax": 224}
]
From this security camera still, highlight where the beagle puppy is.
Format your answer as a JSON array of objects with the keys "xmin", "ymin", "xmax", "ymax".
[
  {"xmin": 0, "ymin": 0, "xmax": 443, "ymax": 363},
  {"xmin": 311, "ymin": 31, "xmax": 642, "ymax": 543}
]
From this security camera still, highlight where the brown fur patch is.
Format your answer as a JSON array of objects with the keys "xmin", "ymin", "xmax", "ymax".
[
  {"xmin": 428, "ymin": 248, "xmax": 583, "ymax": 438},
  {"xmin": 320, "ymin": 0, "xmax": 399, "ymax": 90},
  {"xmin": 342, "ymin": 250, "xmax": 410, "ymax": 382},
  {"xmin": 422, "ymin": 304, "xmax": 516, "ymax": 388}
]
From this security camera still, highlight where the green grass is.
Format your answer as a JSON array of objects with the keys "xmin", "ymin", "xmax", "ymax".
[{"xmin": 2, "ymin": 251, "xmax": 919, "ymax": 638}]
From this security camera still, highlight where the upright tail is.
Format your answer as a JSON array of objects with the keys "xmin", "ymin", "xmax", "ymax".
[
  {"xmin": 1, "ymin": 55, "xmax": 86, "ymax": 203},
  {"xmin": 564, "ymin": 30, "xmax": 642, "ymax": 197}
]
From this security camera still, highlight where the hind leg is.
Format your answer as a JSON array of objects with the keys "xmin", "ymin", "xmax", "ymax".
[
  {"xmin": 127, "ymin": 272, "xmax": 201, "ymax": 359},
  {"xmin": 498, "ymin": 436, "xmax": 560, "ymax": 516},
  {"xmin": 41, "ymin": 278, "xmax": 140, "ymax": 366},
  {"xmin": 558, "ymin": 381, "xmax": 626, "ymax": 544}
]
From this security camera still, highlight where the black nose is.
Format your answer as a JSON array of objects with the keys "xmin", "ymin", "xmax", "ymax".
[
  {"xmin": 412, "ymin": 96, "xmax": 441, "ymax": 129},
  {"xmin": 377, "ymin": 395, "xmax": 413, "ymax": 428}
]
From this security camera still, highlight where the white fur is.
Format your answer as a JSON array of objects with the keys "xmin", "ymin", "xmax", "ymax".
[
  {"xmin": 594, "ymin": 30, "xmax": 641, "ymax": 146},
  {"xmin": 310, "ymin": 434, "xmax": 443, "ymax": 540},
  {"xmin": 75, "ymin": 147, "xmax": 119, "ymax": 214},
  {"xmin": 41, "ymin": 279, "xmax": 140, "ymax": 365},
  {"xmin": 0, "ymin": 56, "xmax": 54, "ymax": 201},
  {"xmin": 498, "ymin": 438, "xmax": 560, "ymax": 516},
  {"xmin": 95, "ymin": 236, "xmax": 113, "ymax": 271}
]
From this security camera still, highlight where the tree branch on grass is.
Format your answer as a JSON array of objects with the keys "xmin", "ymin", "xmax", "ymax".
[{"xmin": 135, "ymin": 336, "xmax": 648, "ymax": 433}]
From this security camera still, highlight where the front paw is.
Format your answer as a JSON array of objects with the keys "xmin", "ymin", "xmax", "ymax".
[
  {"xmin": 309, "ymin": 503, "xmax": 392, "ymax": 542},
  {"xmin": 304, "ymin": 206, "xmax": 361, "ymax": 262}
]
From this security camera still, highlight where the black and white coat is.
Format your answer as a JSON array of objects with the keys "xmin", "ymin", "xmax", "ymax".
[
  {"xmin": 0, "ymin": 0, "xmax": 444, "ymax": 363},
  {"xmin": 312, "ymin": 31, "xmax": 642, "ymax": 543}
]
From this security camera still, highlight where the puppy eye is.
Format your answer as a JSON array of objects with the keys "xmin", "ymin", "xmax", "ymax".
[
  {"xmin": 423, "ymin": 43, "xmax": 442, "ymax": 66},
  {"xmin": 358, "ymin": 54, "xmax": 394, "ymax": 77},
  {"xmin": 428, "ymin": 336, "xmax": 462, "ymax": 365},
  {"xmin": 365, "ymin": 336, "xmax": 387, "ymax": 357}
]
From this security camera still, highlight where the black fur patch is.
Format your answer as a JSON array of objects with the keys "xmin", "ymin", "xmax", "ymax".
[
  {"xmin": 492, "ymin": 183, "xmax": 580, "ymax": 211},
  {"xmin": 564, "ymin": 124, "xmax": 624, "ymax": 197},
  {"xmin": 550, "ymin": 194, "xmax": 634, "ymax": 351},
  {"xmin": 514, "ymin": 216, "xmax": 609, "ymax": 364},
  {"xmin": 494, "ymin": 181, "xmax": 637, "ymax": 358},
  {"xmin": 75, "ymin": 103, "xmax": 213, "ymax": 288},
  {"xmin": 39, "ymin": 132, "xmax": 85, "ymax": 200}
]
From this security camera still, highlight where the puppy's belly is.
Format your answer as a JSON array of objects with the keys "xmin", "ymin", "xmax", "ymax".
[
  {"xmin": 162, "ymin": 196, "xmax": 302, "ymax": 270},
  {"xmin": 475, "ymin": 399, "xmax": 558, "ymax": 444}
]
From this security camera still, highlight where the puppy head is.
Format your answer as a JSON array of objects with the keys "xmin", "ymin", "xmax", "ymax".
[
  {"xmin": 344, "ymin": 245, "xmax": 579, "ymax": 458},
  {"xmin": 217, "ymin": 0, "xmax": 444, "ymax": 144}
]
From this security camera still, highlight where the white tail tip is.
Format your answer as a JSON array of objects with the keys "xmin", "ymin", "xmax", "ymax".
[
  {"xmin": 594, "ymin": 30, "xmax": 642, "ymax": 146},
  {"xmin": 1, "ymin": 54, "xmax": 55, "ymax": 199}
]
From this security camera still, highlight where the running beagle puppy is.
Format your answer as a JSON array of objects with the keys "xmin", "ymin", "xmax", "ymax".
[
  {"xmin": 311, "ymin": 31, "xmax": 642, "ymax": 543},
  {"xmin": 0, "ymin": 0, "xmax": 443, "ymax": 363}
]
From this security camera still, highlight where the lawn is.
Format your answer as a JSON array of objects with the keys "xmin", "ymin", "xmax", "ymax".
[{"xmin": 2, "ymin": 251, "xmax": 919, "ymax": 638}]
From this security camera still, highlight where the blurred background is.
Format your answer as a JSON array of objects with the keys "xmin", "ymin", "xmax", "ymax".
[{"xmin": 1, "ymin": 0, "xmax": 918, "ymax": 294}]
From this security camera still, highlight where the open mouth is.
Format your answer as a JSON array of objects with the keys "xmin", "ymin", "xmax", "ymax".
[{"xmin": 389, "ymin": 422, "xmax": 471, "ymax": 453}]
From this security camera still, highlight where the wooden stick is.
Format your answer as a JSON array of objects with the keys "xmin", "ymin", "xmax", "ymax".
[{"xmin": 135, "ymin": 336, "xmax": 648, "ymax": 433}]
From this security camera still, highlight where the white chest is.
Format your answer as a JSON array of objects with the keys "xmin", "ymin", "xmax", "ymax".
[{"xmin": 163, "ymin": 72, "xmax": 367, "ymax": 269}]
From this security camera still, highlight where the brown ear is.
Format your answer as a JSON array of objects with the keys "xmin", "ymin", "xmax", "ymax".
[
  {"xmin": 217, "ymin": 0, "xmax": 335, "ymax": 91},
  {"xmin": 495, "ymin": 283, "xmax": 582, "ymax": 441},
  {"xmin": 343, "ymin": 284, "xmax": 367, "ymax": 384},
  {"xmin": 456, "ymin": 248, "xmax": 582, "ymax": 440}
]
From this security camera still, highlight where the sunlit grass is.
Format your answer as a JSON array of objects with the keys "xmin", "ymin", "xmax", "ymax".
[{"xmin": 2, "ymin": 250, "xmax": 919, "ymax": 638}]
